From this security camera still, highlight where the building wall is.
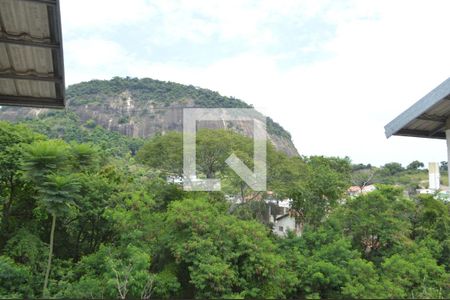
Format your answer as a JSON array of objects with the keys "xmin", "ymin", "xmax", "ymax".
[{"xmin": 273, "ymin": 216, "xmax": 300, "ymax": 237}]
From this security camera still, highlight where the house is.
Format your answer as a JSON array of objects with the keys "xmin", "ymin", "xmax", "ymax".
[
  {"xmin": 266, "ymin": 199, "xmax": 302, "ymax": 237},
  {"xmin": 272, "ymin": 213, "xmax": 302, "ymax": 237},
  {"xmin": 347, "ymin": 184, "xmax": 376, "ymax": 196},
  {"xmin": 266, "ymin": 199, "xmax": 291, "ymax": 215}
]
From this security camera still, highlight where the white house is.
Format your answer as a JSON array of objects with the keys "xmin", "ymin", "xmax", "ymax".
[
  {"xmin": 272, "ymin": 214, "xmax": 302, "ymax": 237},
  {"xmin": 266, "ymin": 199, "xmax": 302, "ymax": 237}
]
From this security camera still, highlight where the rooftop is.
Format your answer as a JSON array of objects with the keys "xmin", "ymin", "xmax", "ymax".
[
  {"xmin": 0, "ymin": 0, "xmax": 65, "ymax": 108},
  {"xmin": 385, "ymin": 78, "xmax": 450, "ymax": 139}
]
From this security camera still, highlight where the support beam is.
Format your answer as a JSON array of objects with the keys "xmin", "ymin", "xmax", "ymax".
[
  {"xmin": 417, "ymin": 113, "xmax": 447, "ymax": 122},
  {"xmin": 19, "ymin": 0, "xmax": 57, "ymax": 6},
  {"xmin": 0, "ymin": 37, "xmax": 60, "ymax": 49},
  {"xmin": 446, "ymin": 118, "xmax": 450, "ymax": 192},
  {"xmin": 428, "ymin": 162, "xmax": 440, "ymax": 190},
  {"xmin": 0, "ymin": 73, "xmax": 62, "ymax": 82},
  {"xmin": 0, "ymin": 95, "xmax": 64, "ymax": 108},
  {"xmin": 396, "ymin": 129, "xmax": 446, "ymax": 139},
  {"xmin": 429, "ymin": 124, "xmax": 446, "ymax": 138},
  {"xmin": 47, "ymin": 2, "xmax": 65, "ymax": 103}
]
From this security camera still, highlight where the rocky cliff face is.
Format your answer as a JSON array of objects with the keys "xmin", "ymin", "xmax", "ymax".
[{"xmin": 0, "ymin": 77, "xmax": 299, "ymax": 156}]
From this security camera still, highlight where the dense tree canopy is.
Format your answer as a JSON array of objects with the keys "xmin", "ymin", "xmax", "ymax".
[
  {"xmin": 407, "ymin": 160, "xmax": 425, "ymax": 170},
  {"xmin": 0, "ymin": 120, "xmax": 448, "ymax": 299}
]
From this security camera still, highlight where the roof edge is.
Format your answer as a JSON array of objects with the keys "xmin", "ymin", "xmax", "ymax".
[{"xmin": 384, "ymin": 77, "xmax": 450, "ymax": 138}]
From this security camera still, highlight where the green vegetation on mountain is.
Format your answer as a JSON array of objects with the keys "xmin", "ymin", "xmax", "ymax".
[
  {"xmin": 68, "ymin": 77, "xmax": 251, "ymax": 109},
  {"xmin": 0, "ymin": 119, "xmax": 448, "ymax": 299},
  {"xmin": 351, "ymin": 161, "xmax": 449, "ymax": 194},
  {"xmin": 66, "ymin": 77, "xmax": 290, "ymax": 139},
  {"xmin": 0, "ymin": 77, "xmax": 296, "ymax": 156},
  {"xmin": 17, "ymin": 111, "xmax": 144, "ymax": 157}
]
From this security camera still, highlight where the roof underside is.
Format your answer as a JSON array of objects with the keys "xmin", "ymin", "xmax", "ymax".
[
  {"xmin": 385, "ymin": 78, "xmax": 450, "ymax": 139},
  {"xmin": 0, "ymin": 0, "xmax": 65, "ymax": 108}
]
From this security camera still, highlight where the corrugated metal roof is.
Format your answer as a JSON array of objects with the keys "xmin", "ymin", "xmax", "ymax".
[
  {"xmin": 0, "ymin": 0, "xmax": 65, "ymax": 108},
  {"xmin": 384, "ymin": 78, "xmax": 450, "ymax": 139}
]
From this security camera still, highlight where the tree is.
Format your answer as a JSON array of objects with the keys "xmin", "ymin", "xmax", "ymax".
[
  {"xmin": 145, "ymin": 177, "xmax": 185, "ymax": 211},
  {"xmin": 289, "ymin": 156, "xmax": 351, "ymax": 234},
  {"xmin": 4, "ymin": 228, "xmax": 47, "ymax": 275},
  {"xmin": 22, "ymin": 140, "xmax": 70, "ymax": 181},
  {"xmin": 59, "ymin": 173, "xmax": 116, "ymax": 259},
  {"xmin": 341, "ymin": 258, "xmax": 395, "ymax": 298},
  {"xmin": 0, "ymin": 122, "xmax": 44, "ymax": 244},
  {"xmin": 70, "ymin": 142, "xmax": 99, "ymax": 172},
  {"xmin": 161, "ymin": 198, "xmax": 296, "ymax": 298},
  {"xmin": 294, "ymin": 238, "xmax": 359, "ymax": 298},
  {"xmin": 278, "ymin": 229, "xmax": 386, "ymax": 299},
  {"xmin": 137, "ymin": 128, "xmax": 306, "ymax": 202},
  {"xmin": 382, "ymin": 162, "xmax": 404, "ymax": 176},
  {"xmin": 407, "ymin": 160, "xmax": 425, "ymax": 170},
  {"xmin": 0, "ymin": 256, "xmax": 33, "ymax": 298},
  {"xmin": 333, "ymin": 185, "xmax": 414, "ymax": 261},
  {"xmin": 351, "ymin": 167, "xmax": 379, "ymax": 190},
  {"xmin": 62, "ymin": 245, "xmax": 156, "ymax": 299},
  {"xmin": 266, "ymin": 151, "xmax": 304, "ymax": 198},
  {"xmin": 381, "ymin": 245, "xmax": 448, "ymax": 298},
  {"xmin": 196, "ymin": 129, "xmax": 234, "ymax": 179},
  {"xmin": 39, "ymin": 175, "xmax": 80, "ymax": 297},
  {"xmin": 22, "ymin": 140, "xmax": 81, "ymax": 296},
  {"xmin": 137, "ymin": 129, "xmax": 246, "ymax": 179},
  {"xmin": 105, "ymin": 245, "xmax": 153, "ymax": 299},
  {"xmin": 352, "ymin": 163, "xmax": 372, "ymax": 171},
  {"xmin": 2, "ymin": 118, "xmax": 449, "ymax": 299},
  {"xmin": 412, "ymin": 194, "xmax": 450, "ymax": 241},
  {"xmin": 136, "ymin": 132, "xmax": 183, "ymax": 176},
  {"xmin": 411, "ymin": 194, "xmax": 450, "ymax": 267}
]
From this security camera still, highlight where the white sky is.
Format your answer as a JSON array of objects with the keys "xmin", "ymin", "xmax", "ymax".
[{"xmin": 60, "ymin": 0, "xmax": 450, "ymax": 166}]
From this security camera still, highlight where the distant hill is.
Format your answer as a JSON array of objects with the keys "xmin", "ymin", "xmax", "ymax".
[{"xmin": 0, "ymin": 77, "xmax": 299, "ymax": 156}]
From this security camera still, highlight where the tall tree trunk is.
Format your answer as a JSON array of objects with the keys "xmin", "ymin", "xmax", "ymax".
[
  {"xmin": 240, "ymin": 184, "xmax": 245, "ymax": 202},
  {"xmin": 43, "ymin": 213, "xmax": 56, "ymax": 297}
]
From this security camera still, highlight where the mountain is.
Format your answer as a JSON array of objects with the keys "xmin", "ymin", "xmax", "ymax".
[{"xmin": 0, "ymin": 77, "xmax": 298, "ymax": 156}]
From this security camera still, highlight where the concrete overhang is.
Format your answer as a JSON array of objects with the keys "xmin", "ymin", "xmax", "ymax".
[{"xmin": 385, "ymin": 78, "xmax": 450, "ymax": 139}]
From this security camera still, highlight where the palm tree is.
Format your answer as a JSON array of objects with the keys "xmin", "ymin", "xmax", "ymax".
[
  {"xmin": 22, "ymin": 140, "xmax": 69, "ymax": 181},
  {"xmin": 39, "ymin": 174, "xmax": 80, "ymax": 297},
  {"xmin": 22, "ymin": 140, "xmax": 80, "ymax": 296},
  {"xmin": 70, "ymin": 142, "xmax": 99, "ymax": 172}
]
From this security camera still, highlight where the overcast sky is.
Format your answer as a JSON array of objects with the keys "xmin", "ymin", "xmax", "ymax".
[{"xmin": 60, "ymin": 0, "xmax": 450, "ymax": 166}]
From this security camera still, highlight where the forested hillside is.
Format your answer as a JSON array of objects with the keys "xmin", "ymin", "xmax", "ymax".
[
  {"xmin": 351, "ymin": 161, "xmax": 449, "ymax": 195},
  {"xmin": 0, "ymin": 120, "xmax": 449, "ymax": 299},
  {"xmin": 0, "ymin": 77, "xmax": 298, "ymax": 157}
]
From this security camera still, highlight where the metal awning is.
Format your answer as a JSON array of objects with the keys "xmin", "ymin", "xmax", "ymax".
[
  {"xmin": 385, "ymin": 78, "xmax": 450, "ymax": 139},
  {"xmin": 0, "ymin": 0, "xmax": 65, "ymax": 108}
]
